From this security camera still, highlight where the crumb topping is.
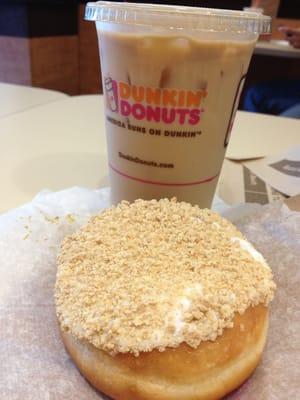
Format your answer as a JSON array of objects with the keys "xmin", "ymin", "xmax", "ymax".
[{"xmin": 55, "ymin": 199, "xmax": 276, "ymax": 355}]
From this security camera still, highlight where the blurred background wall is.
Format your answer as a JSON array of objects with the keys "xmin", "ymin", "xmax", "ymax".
[{"xmin": 0, "ymin": 0, "xmax": 101, "ymax": 94}]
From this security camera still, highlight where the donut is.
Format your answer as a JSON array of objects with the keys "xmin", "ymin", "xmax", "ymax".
[{"xmin": 55, "ymin": 199, "xmax": 275, "ymax": 400}]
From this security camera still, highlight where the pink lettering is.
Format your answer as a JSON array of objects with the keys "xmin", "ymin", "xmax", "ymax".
[
  {"xmin": 120, "ymin": 100, "xmax": 131, "ymax": 116},
  {"xmin": 176, "ymin": 109, "xmax": 190, "ymax": 125},
  {"xmin": 162, "ymin": 108, "xmax": 176, "ymax": 124},
  {"xmin": 146, "ymin": 106, "xmax": 161, "ymax": 122},
  {"xmin": 120, "ymin": 101, "xmax": 202, "ymax": 125},
  {"xmin": 189, "ymin": 109, "xmax": 201, "ymax": 125},
  {"xmin": 132, "ymin": 104, "xmax": 146, "ymax": 120}
]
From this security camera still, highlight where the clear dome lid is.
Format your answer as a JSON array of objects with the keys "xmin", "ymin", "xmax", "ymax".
[{"xmin": 85, "ymin": 1, "xmax": 271, "ymax": 34}]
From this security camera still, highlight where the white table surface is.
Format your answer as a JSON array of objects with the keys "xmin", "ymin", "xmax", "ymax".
[
  {"xmin": 0, "ymin": 94, "xmax": 299, "ymax": 214},
  {"xmin": 226, "ymin": 110, "xmax": 300, "ymax": 160},
  {"xmin": 0, "ymin": 95, "xmax": 107, "ymax": 213},
  {"xmin": 254, "ymin": 40, "xmax": 300, "ymax": 58},
  {"xmin": 0, "ymin": 83, "xmax": 68, "ymax": 118}
]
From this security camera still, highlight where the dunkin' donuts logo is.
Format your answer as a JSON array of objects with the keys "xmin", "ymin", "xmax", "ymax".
[{"xmin": 104, "ymin": 77, "xmax": 206, "ymax": 125}]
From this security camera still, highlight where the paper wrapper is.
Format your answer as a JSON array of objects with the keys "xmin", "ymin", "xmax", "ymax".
[
  {"xmin": 218, "ymin": 159, "xmax": 288, "ymax": 206},
  {"xmin": 1, "ymin": 188, "xmax": 299, "ymax": 399},
  {"xmin": 244, "ymin": 145, "xmax": 300, "ymax": 197}
]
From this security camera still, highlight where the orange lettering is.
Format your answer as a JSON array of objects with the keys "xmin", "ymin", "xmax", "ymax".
[
  {"xmin": 132, "ymin": 86, "xmax": 145, "ymax": 102},
  {"xmin": 186, "ymin": 91, "xmax": 202, "ymax": 107},
  {"xmin": 178, "ymin": 90, "xmax": 185, "ymax": 107},
  {"xmin": 119, "ymin": 82, "xmax": 130, "ymax": 99},
  {"xmin": 162, "ymin": 90, "xmax": 177, "ymax": 107},
  {"xmin": 146, "ymin": 88, "xmax": 161, "ymax": 105}
]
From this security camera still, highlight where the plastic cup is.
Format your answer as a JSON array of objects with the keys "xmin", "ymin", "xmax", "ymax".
[{"xmin": 85, "ymin": 1, "xmax": 271, "ymax": 207}]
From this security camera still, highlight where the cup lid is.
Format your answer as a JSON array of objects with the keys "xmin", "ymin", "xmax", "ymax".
[{"xmin": 85, "ymin": 1, "xmax": 271, "ymax": 34}]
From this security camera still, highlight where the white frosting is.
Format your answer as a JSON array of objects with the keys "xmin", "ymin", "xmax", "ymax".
[
  {"xmin": 159, "ymin": 241, "xmax": 266, "ymax": 340},
  {"xmin": 212, "ymin": 222, "xmax": 221, "ymax": 229},
  {"xmin": 179, "ymin": 297, "xmax": 191, "ymax": 308},
  {"xmin": 232, "ymin": 237, "xmax": 266, "ymax": 264},
  {"xmin": 209, "ymin": 310, "xmax": 218, "ymax": 321},
  {"xmin": 151, "ymin": 329, "xmax": 163, "ymax": 343},
  {"xmin": 172, "ymin": 296, "xmax": 191, "ymax": 334},
  {"xmin": 173, "ymin": 309, "xmax": 185, "ymax": 335},
  {"xmin": 171, "ymin": 283, "xmax": 204, "ymax": 335},
  {"xmin": 184, "ymin": 283, "xmax": 203, "ymax": 296},
  {"xmin": 229, "ymin": 293, "xmax": 236, "ymax": 302},
  {"xmin": 151, "ymin": 237, "xmax": 267, "ymax": 342}
]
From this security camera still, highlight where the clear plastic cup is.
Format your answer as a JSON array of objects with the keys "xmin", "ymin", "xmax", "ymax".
[{"xmin": 85, "ymin": 1, "xmax": 271, "ymax": 207}]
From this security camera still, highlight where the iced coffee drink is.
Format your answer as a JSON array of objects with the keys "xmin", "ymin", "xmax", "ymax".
[{"xmin": 86, "ymin": 2, "xmax": 271, "ymax": 206}]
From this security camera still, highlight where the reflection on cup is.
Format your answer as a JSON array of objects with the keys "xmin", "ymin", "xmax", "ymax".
[{"xmin": 86, "ymin": 2, "xmax": 271, "ymax": 207}]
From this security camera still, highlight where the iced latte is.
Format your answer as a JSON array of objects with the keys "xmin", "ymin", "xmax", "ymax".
[{"xmin": 86, "ymin": 2, "xmax": 271, "ymax": 206}]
